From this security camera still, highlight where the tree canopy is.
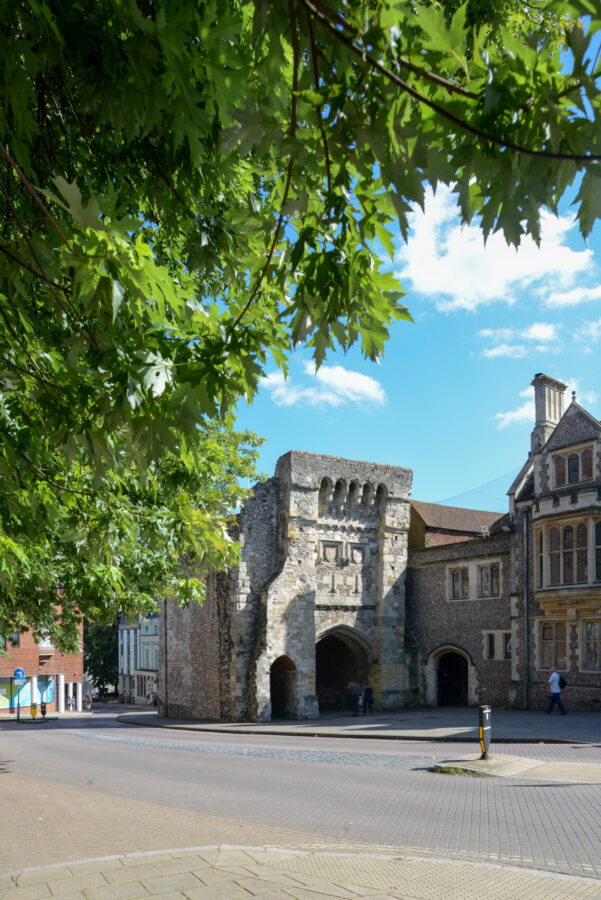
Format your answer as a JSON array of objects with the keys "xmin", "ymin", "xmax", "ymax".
[
  {"xmin": 1, "ymin": 0, "xmax": 600, "ymax": 648},
  {"xmin": 83, "ymin": 619, "xmax": 119, "ymax": 695}
]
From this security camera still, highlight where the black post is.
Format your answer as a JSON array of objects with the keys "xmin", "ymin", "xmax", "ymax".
[
  {"xmin": 17, "ymin": 691, "xmax": 20, "ymax": 723},
  {"xmin": 479, "ymin": 705, "xmax": 491, "ymax": 759}
]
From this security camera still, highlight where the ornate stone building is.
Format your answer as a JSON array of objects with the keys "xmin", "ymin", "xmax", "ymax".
[
  {"xmin": 160, "ymin": 451, "xmax": 412, "ymax": 720},
  {"xmin": 159, "ymin": 374, "xmax": 601, "ymax": 718}
]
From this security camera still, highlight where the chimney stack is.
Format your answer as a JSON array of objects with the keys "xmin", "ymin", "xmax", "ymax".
[{"xmin": 531, "ymin": 373, "xmax": 567, "ymax": 453}]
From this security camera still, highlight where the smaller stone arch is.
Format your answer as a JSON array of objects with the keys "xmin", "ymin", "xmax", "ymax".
[
  {"xmin": 362, "ymin": 482, "xmax": 375, "ymax": 515},
  {"xmin": 348, "ymin": 480, "xmax": 361, "ymax": 514},
  {"xmin": 333, "ymin": 478, "xmax": 347, "ymax": 515},
  {"xmin": 423, "ymin": 645, "xmax": 478, "ymax": 707},
  {"xmin": 318, "ymin": 477, "xmax": 333, "ymax": 517},
  {"xmin": 269, "ymin": 655, "xmax": 298, "ymax": 719},
  {"xmin": 376, "ymin": 483, "xmax": 388, "ymax": 518}
]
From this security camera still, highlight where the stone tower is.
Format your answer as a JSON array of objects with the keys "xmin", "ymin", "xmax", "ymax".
[{"xmin": 159, "ymin": 450, "xmax": 413, "ymax": 721}]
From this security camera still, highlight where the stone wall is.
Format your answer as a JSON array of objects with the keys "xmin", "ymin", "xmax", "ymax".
[{"xmin": 406, "ymin": 535, "xmax": 512, "ymax": 707}]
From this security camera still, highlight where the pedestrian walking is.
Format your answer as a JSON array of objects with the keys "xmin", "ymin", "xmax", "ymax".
[
  {"xmin": 546, "ymin": 667, "xmax": 567, "ymax": 715},
  {"xmin": 347, "ymin": 681, "xmax": 361, "ymax": 716},
  {"xmin": 84, "ymin": 691, "xmax": 92, "ymax": 711},
  {"xmin": 363, "ymin": 683, "xmax": 374, "ymax": 714}
]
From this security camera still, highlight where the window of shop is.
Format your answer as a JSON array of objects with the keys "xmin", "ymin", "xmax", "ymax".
[
  {"xmin": 584, "ymin": 621, "xmax": 601, "ymax": 670},
  {"xmin": 450, "ymin": 568, "xmax": 469, "ymax": 599},
  {"xmin": 541, "ymin": 621, "xmax": 567, "ymax": 669},
  {"xmin": 478, "ymin": 563, "xmax": 500, "ymax": 597},
  {"xmin": 596, "ymin": 522, "xmax": 601, "ymax": 582}
]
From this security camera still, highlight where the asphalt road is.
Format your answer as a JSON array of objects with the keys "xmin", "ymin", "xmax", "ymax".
[{"xmin": 2, "ymin": 708, "xmax": 601, "ymax": 878}]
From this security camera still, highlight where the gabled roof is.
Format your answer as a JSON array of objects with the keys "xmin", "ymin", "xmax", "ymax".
[
  {"xmin": 542, "ymin": 401, "xmax": 601, "ymax": 454},
  {"xmin": 411, "ymin": 500, "xmax": 503, "ymax": 533},
  {"xmin": 507, "ymin": 457, "xmax": 533, "ymax": 497}
]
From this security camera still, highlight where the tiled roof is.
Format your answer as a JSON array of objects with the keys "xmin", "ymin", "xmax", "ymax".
[
  {"xmin": 424, "ymin": 532, "xmax": 480, "ymax": 547},
  {"xmin": 411, "ymin": 500, "xmax": 503, "ymax": 534}
]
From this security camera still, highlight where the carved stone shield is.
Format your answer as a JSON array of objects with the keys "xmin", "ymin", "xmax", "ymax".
[
  {"xmin": 352, "ymin": 547, "xmax": 364, "ymax": 564},
  {"xmin": 324, "ymin": 545, "xmax": 338, "ymax": 563}
]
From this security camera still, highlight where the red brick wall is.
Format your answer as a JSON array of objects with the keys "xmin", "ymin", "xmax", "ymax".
[{"xmin": 0, "ymin": 625, "xmax": 83, "ymax": 679}]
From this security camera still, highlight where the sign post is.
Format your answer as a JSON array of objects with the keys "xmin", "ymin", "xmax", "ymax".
[
  {"xmin": 479, "ymin": 705, "xmax": 491, "ymax": 759},
  {"xmin": 13, "ymin": 668, "xmax": 25, "ymax": 723}
]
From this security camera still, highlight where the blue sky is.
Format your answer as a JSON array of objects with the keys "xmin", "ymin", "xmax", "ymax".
[{"xmin": 235, "ymin": 184, "xmax": 601, "ymax": 513}]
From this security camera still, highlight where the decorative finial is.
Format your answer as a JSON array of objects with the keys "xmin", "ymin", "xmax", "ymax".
[{"xmin": 572, "ymin": 390, "xmax": 577, "ymax": 402}]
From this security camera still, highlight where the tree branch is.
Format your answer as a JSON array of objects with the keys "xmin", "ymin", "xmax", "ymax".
[
  {"xmin": 0, "ymin": 142, "xmax": 73, "ymax": 248},
  {"xmin": 232, "ymin": 0, "xmax": 300, "ymax": 328},
  {"xmin": 306, "ymin": 8, "xmax": 332, "ymax": 193},
  {"xmin": 0, "ymin": 178, "xmax": 103, "ymax": 354},
  {"xmin": 301, "ymin": 0, "xmax": 601, "ymax": 163}
]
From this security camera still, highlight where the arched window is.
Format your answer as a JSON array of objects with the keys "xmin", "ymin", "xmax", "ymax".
[
  {"xmin": 563, "ymin": 526, "xmax": 574, "ymax": 583},
  {"xmin": 576, "ymin": 523, "xmax": 588, "ymax": 582},
  {"xmin": 537, "ymin": 530, "xmax": 543, "ymax": 588},
  {"xmin": 568, "ymin": 453, "xmax": 580, "ymax": 483},
  {"xmin": 555, "ymin": 456, "xmax": 566, "ymax": 486},
  {"xmin": 582, "ymin": 449, "xmax": 593, "ymax": 479},
  {"xmin": 550, "ymin": 527, "xmax": 560, "ymax": 584}
]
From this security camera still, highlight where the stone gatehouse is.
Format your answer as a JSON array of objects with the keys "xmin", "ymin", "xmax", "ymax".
[
  {"xmin": 160, "ymin": 451, "xmax": 412, "ymax": 721},
  {"xmin": 159, "ymin": 373, "xmax": 601, "ymax": 719}
]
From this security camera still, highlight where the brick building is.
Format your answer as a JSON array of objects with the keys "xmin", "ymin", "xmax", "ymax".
[
  {"xmin": 0, "ymin": 622, "xmax": 84, "ymax": 714},
  {"xmin": 159, "ymin": 373, "xmax": 601, "ymax": 719}
]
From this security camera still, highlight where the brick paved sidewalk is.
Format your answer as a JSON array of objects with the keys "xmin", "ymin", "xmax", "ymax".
[
  {"xmin": 4, "ymin": 772, "xmax": 601, "ymax": 900},
  {"xmin": 3, "ymin": 847, "xmax": 601, "ymax": 900}
]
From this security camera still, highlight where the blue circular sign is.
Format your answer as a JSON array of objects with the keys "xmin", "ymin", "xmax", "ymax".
[{"xmin": 13, "ymin": 668, "xmax": 24, "ymax": 679}]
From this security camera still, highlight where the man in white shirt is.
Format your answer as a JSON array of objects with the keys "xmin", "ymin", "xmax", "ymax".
[{"xmin": 546, "ymin": 667, "xmax": 567, "ymax": 715}]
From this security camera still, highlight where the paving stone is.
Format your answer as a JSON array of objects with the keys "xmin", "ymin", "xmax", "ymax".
[
  {"xmin": 47, "ymin": 873, "xmax": 107, "ymax": 895},
  {"xmin": 0, "ymin": 887, "xmax": 52, "ymax": 900},
  {"xmin": 140, "ymin": 874, "xmax": 202, "ymax": 896},
  {"xmin": 104, "ymin": 866, "xmax": 162, "ymax": 884},
  {"xmin": 182, "ymin": 885, "xmax": 251, "ymax": 899},
  {"xmin": 69, "ymin": 861, "xmax": 125, "ymax": 875},
  {"xmin": 151, "ymin": 860, "xmax": 211, "ymax": 876},
  {"xmin": 84, "ymin": 883, "xmax": 149, "ymax": 900},
  {"xmin": 119, "ymin": 859, "xmax": 172, "ymax": 869},
  {"xmin": 231, "ymin": 878, "xmax": 289, "ymax": 896},
  {"xmin": 17, "ymin": 871, "xmax": 72, "ymax": 887}
]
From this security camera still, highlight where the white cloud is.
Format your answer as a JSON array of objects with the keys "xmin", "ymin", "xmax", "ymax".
[
  {"xmin": 259, "ymin": 363, "xmax": 386, "ymax": 408},
  {"xmin": 483, "ymin": 343, "xmax": 527, "ymax": 359},
  {"xmin": 479, "ymin": 322, "xmax": 559, "ymax": 358},
  {"xmin": 546, "ymin": 285, "xmax": 601, "ymax": 308},
  {"xmin": 523, "ymin": 323, "xmax": 558, "ymax": 342},
  {"xmin": 495, "ymin": 401, "xmax": 534, "ymax": 428},
  {"xmin": 494, "ymin": 380, "xmax": 597, "ymax": 429},
  {"xmin": 575, "ymin": 316, "xmax": 601, "ymax": 343},
  {"xmin": 394, "ymin": 186, "xmax": 593, "ymax": 311}
]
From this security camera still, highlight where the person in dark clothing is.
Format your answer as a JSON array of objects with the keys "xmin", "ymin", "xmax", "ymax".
[
  {"xmin": 363, "ymin": 683, "xmax": 374, "ymax": 714},
  {"xmin": 347, "ymin": 681, "xmax": 361, "ymax": 716}
]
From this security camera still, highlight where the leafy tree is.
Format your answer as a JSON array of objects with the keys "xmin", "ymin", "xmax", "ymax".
[
  {"xmin": 0, "ymin": 419, "xmax": 262, "ymax": 649},
  {"xmin": 0, "ymin": 0, "xmax": 600, "ymax": 645},
  {"xmin": 84, "ymin": 620, "xmax": 119, "ymax": 696}
]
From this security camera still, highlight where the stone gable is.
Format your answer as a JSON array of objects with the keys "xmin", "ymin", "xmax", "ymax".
[{"xmin": 544, "ymin": 407, "xmax": 600, "ymax": 452}]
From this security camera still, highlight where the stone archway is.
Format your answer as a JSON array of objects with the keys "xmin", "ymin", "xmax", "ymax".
[
  {"xmin": 423, "ymin": 646, "xmax": 477, "ymax": 707},
  {"xmin": 269, "ymin": 656, "xmax": 297, "ymax": 718},
  {"xmin": 315, "ymin": 628, "xmax": 369, "ymax": 710}
]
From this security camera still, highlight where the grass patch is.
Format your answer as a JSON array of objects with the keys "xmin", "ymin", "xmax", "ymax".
[{"xmin": 434, "ymin": 764, "xmax": 493, "ymax": 777}]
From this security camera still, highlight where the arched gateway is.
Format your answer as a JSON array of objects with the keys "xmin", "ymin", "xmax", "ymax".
[
  {"xmin": 315, "ymin": 627, "xmax": 370, "ymax": 710},
  {"xmin": 423, "ymin": 646, "xmax": 476, "ymax": 707},
  {"xmin": 269, "ymin": 656, "xmax": 297, "ymax": 718}
]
